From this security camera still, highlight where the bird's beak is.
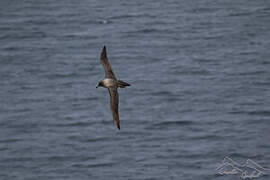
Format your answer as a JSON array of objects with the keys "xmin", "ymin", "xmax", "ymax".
[{"xmin": 96, "ymin": 85, "xmax": 99, "ymax": 88}]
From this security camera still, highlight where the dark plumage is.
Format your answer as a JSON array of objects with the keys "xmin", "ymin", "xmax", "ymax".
[{"xmin": 96, "ymin": 46, "xmax": 130, "ymax": 130}]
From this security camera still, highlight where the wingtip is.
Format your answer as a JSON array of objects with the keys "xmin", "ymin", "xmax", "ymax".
[
  {"xmin": 101, "ymin": 45, "xmax": 107, "ymax": 58},
  {"xmin": 117, "ymin": 123, "xmax": 120, "ymax": 130}
]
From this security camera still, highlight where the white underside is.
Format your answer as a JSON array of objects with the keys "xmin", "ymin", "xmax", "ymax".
[{"xmin": 103, "ymin": 78, "xmax": 117, "ymax": 87}]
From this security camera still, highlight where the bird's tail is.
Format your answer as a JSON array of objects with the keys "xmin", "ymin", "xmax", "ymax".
[{"xmin": 117, "ymin": 80, "xmax": 130, "ymax": 88}]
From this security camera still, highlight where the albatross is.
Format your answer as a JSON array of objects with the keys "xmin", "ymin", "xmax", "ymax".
[{"xmin": 96, "ymin": 46, "xmax": 130, "ymax": 130}]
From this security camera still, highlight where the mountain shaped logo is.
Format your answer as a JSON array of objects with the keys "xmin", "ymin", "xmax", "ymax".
[{"xmin": 216, "ymin": 156, "xmax": 270, "ymax": 179}]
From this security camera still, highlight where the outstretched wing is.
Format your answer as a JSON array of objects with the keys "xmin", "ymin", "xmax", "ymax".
[
  {"xmin": 100, "ymin": 46, "xmax": 116, "ymax": 79},
  {"xmin": 108, "ymin": 86, "xmax": 120, "ymax": 129}
]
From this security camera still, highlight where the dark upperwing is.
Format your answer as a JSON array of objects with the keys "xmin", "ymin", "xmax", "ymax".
[
  {"xmin": 100, "ymin": 46, "xmax": 116, "ymax": 79},
  {"xmin": 108, "ymin": 86, "xmax": 120, "ymax": 130}
]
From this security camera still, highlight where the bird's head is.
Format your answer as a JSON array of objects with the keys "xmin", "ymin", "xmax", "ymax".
[{"xmin": 96, "ymin": 81, "xmax": 104, "ymax": 88}]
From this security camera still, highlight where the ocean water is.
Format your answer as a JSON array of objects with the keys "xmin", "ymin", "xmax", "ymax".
[{"xmin": 0, "ymin": 0, "xmax": 270, "ymax": 179}]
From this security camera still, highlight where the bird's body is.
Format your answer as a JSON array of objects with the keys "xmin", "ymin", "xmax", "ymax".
[
  {"xmin": 96, "ymin": 46, "xmax": 130, "ymax": 130},
  {"xmin": 101, "ymin": 78, "xmax": 117, "ymax": 88}
]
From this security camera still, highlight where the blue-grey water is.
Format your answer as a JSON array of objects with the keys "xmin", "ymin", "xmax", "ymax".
[{"xmin": 0, "ymin": 1, "xmax": 270, "ymax": 180}]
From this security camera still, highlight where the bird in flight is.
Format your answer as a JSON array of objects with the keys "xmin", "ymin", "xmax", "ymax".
[{"xmin": 96, "ymin": 46, "xmax": 130, "ymax": 130}]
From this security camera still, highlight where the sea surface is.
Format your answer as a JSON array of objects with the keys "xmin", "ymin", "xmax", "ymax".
[{"xmin": 0, "ymin": 0, "xmax": 270, "ymax": 180}]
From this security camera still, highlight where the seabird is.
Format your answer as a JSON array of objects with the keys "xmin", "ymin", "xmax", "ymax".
[{"xmin": 96, "ymin": 46, "xmax": 130, "ymax": 130}]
